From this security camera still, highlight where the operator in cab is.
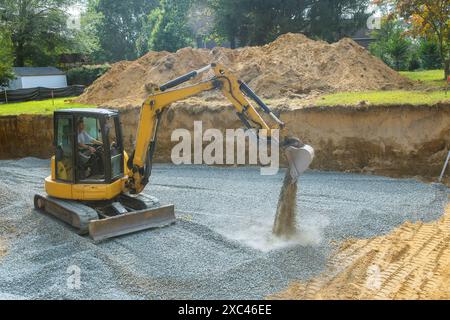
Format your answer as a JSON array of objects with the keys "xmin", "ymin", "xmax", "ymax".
[
  {"xmin": 77, "ymin": 118, "xmax": 102, "ymax": 152},
  {"xmin": 77, "ymin": 118, "xmax": 104, "ymax": 179}
]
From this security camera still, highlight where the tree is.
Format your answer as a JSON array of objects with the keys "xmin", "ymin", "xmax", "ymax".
[
  {"xmin": 87, "ymin": 0, "xmax": 159, "ymax": 62},
  {"xmin": 147, "ymin": 0, "xmax": 194, "ymax": 52},
  {"xmin": 186, "ymin": 1, "xmax": 215, "ymax": 48},
  {"xmin": 370, "ymin": 18, "xmax": 412, "ymax": 70},
  {"xmin": 307, "ymin": 0, "xmax": 370, "ymax": 42},
  {"xmin": 72, "ymin": 4, "xmax": 104, "ymax": 62},
  {"xmin": 209, "ymin": 0, "xmax": 312, "ymax": 47},
  {"xmin": 0, "ymin": 29, "xmax": 14, "ymax": 86},
  {"xmin": 208, "ymin": 0, "xmax": 247, "ymax": 48},
  {"xmin": 419, "ymin": 38, "xmax": 443, "ymax": 69},
  {"xmin": 209, "ymin": 0, "xmax": 371, "ymax": 47},
  {"xmin": 385, "ymin": 0, "xmax": 449, "ymax": 79},
  {"xmin": 0, "ymin": 0, "xmax": 73, "ymax": 67}
]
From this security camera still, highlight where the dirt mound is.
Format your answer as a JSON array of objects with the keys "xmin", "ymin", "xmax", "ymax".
[
  {"xmin": 271, "ymin": 201, "xmax": 450, "ymax": 300},
  {"xmin": 77, "ymin": 33, "xmax": 412, "ymax": 107}
]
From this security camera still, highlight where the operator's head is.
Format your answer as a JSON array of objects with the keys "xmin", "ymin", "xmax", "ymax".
[{"xmin": 77, "ymin": 119, "xmax": 85, "ymax": 132}]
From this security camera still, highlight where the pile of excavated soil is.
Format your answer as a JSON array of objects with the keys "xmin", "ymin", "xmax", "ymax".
[
  {"xmin": 271, "ymin": 199, "xmax": 450, "ymax": 300},
  {"xmin": 77, "ymin": 33, "xmax": 412, "ymax": 108}
]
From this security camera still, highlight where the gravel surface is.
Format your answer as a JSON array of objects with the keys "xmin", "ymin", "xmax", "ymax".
[{"xmin": 0, "ymin": 158, "xmax": 448, "ymax": 299}]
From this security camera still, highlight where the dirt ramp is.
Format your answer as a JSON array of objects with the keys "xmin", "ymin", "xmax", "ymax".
[{"xmin": 77, "ymin": 33, "xmax": 412, "ymax": 107}]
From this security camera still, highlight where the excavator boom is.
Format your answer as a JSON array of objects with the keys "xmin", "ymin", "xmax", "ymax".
[{"xmin": 127, "ymin": 63, "xmax": 314, "ymax": 194}]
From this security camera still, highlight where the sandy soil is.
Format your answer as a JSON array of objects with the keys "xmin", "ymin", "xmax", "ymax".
[
  {"xmin": 77, "ymin": 33, "xmax": 412, "ymax": 107},
  {"xmin": 271, "ymin": 200, "xmax": 450, "ymax": 300}
]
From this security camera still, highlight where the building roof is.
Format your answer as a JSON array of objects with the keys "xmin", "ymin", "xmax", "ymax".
[{"xmin": 13, "ymin": 67, "xmax": 66, "ymax": 77}]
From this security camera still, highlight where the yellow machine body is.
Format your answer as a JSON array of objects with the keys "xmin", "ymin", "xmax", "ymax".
[{"xmin": 45, "ymin": 153, "xmax": 129, "ymax": 201}]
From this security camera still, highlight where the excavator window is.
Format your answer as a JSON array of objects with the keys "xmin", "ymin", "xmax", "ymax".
[
  {"xmin": 55, "ymin": 116, "xmax": 74, "ymax": 181},
  {"xmin": 76, "ymin": 116, "xmax": 105, "ymax": 181},
  {"xmin": 105, "ymin": 116, "xmax": 122, "ymax": 179}
]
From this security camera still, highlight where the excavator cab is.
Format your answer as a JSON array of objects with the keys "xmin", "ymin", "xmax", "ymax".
[
  {"xmin": 53, "ymin": 109, "xmax": 124, "ymax": 184},
  {"xmin": 35, "ymin": 108, "xmax": 176, "ymax": 241}
]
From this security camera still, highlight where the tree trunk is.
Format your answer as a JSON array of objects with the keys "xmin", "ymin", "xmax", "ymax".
[
  {"xmin": 445, "ymin": 60, "xmax": 449, "ymax": 80},
  {"xmin": 437, "ymin": 35, "xmax": 448, "ymax": 80},
  {"xmin": 15, "ymin": 41, "xmax": 25, "ymax": 67}
]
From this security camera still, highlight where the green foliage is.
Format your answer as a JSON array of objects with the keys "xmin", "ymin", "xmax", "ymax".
[
  {"xmin": 209, "ymin": 0, "xmax": 369, "ymax": 47},
  {"xmin": 370, "ymin": 18, "xmax": 447, "ymax": 72},
  {"xmin": 207, "ymin": 0, "xmax": 245, "ymax": 48},
  {"xmin": 87, "ymin": 0, "xmax": 159, "ymax": 62},
  {"xmin": 370, "ymin": 19, "xmax": 413, "ymax": 71},
  {"xmin": 147, "ymin": 0, "xmax": 194, "ymax": 52},
  {"xmin": 66, "ymin": 64, "xmax": 110, "ymax": 86},
  {"xmin": 407, "ymin": 50, "xmax": 421, "ymax": 71},
  {"xmin": 0, "ymin": 0, "xmax": 74, "ymax": 67},
  {"xmin": 419, "ymin": 38, "xmax": 443, "ymax": 70},
  {"xmin": 71, "ymin": 6, "xmax": 104, "ymax": 62},
  {"xmin": 317, "ymin": 90, "xmax": 449, "ymax": 106},
  {"xmin": 307, "ymin": 0, "xmax": 370, "ymax": 43},
  {"xmin": 0, "ymin": 97, "xmax": 95, "ymax": 115},
  {"xmin": 0, "ymin": 30, "xmax": 14, "ymax": 86},
  {"xmin": 400, "ymin": 69, "xmax": 447, "ymax": 88},
  {"xmin": 393, "ymin": 0, "xmax": 449, "ymax": 79}
]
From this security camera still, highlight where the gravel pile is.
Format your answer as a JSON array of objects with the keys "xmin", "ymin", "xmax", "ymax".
[{"xmin": 0, "ymin": 158, "xmax": 448, "ymax": 299}]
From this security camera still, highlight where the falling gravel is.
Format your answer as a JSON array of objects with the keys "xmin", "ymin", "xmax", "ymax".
[
  {"xmin": 0, "ymin": 158, "xmax": 448, "ymax": 300},
  {"xmin": 273, "ymin": 171, "xmax": 298, "ymax": 238}
]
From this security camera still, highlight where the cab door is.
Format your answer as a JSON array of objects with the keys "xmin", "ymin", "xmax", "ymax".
[
  {"xmin": 104, "ymin": 115, "xmax": 124, "ymax": 181},
  {"xmin": 54, "ymin": 115, "xmax": 75, "ymax": 182}
]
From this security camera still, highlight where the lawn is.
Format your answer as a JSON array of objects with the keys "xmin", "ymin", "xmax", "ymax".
[
  {"xmin": 0, "ymin": 97, "xmax": 95, "ymax": 116},
  {"xmin": 317, "ymin": 90, "xmax": 449, "ymax": 106},
  {"xmin": 316, "ymin": 69, "xmax": 449, "ymax": 106},
  {"xmin": 400, "ymin": 69, "xmax": 447, "ymax": 88}
]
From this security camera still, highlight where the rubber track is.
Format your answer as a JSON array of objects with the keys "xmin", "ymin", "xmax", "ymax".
[{"xmin": 34, "ymin": 194, "xmax": 98, "ymax": 234}]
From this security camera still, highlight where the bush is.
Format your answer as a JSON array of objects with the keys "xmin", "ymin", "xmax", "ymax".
[
  {"xmin": 407, "ymin": 49, "xmax": 421, "ymax": 71},
  {"xmin": 419, "ymin": 39, "xmax": 443, "ymax": 70},
  {"xmin": 369, "ymin": 19, "xmax": 412, "ymax": 71},
  {"xmin": 67, "ymin": 64, "xmax": 111, "ymax": 86}
]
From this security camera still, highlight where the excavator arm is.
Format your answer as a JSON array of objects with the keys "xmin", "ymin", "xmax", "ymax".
[{"xmin": 126, "ymin": 63, "xmax": 314, "ymax": 194}]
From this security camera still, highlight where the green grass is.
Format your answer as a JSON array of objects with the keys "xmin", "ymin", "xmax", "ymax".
[
  {"xmin": 400, "ymin": 69, "xmax": 447, "ymax": 88},
  {"xmin": 317, "ymin": 90, "xmax": 449, "ymax": 106},
  {"xmin": 0, "ymin": 97, "xmax": 95, "ymax": 116}
]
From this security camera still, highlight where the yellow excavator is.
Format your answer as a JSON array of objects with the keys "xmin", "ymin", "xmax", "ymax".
[{"xmin": 34, "ymin": 63, "xmax": 314, "ymax": 241}]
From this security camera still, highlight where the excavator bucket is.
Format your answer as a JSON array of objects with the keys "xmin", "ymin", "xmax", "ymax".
[
  {"xmin": 88, "ymin": 205, "xmax": 176, "ymax": 242},
  {"xmin": 284, "ymin": 144, "xmax": 315, "ymax": 182}
]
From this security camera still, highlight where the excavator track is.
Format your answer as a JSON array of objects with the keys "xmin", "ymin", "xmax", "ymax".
[
  {"xmin": 34, "ymin": 194, "xmax": 99, "ymax": 234},
  {"xmin": 34, "ymin": 193, "xmax": 176, "ymax": 241},
  {"xmin": 118, "ymin": 193, "xmax": 160, "ymax": 210}
]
